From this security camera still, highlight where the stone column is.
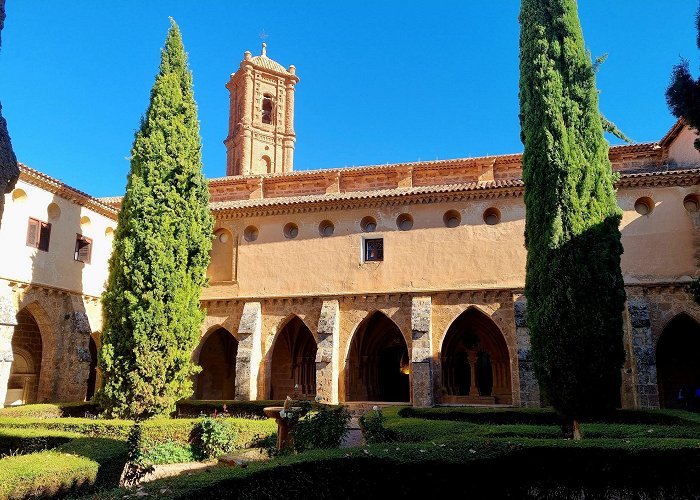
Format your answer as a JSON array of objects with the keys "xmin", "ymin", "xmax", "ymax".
[
  {"xmin": 467, "ymin": 351, "xmax": 478, "ymax": 396},
  {"xmin": 515, "ymin": 298, "xmax": 541, "ymax": 407},
  {"xmin": 627, "ymin": 298, "xmax": 659, "ymax": 409},
  {"xmin": 0, "ymin": 289, "xmax": 17, "ymax": 408},
  {"xmin": 64, "ymin": 306, "xmax": 93, "ymax": 402},
  {"xmin": 315, "ymin": 300, "xmax": 339, "ymax": 404},
  {"xmin": 235, "ymin": 302, "xmax": 262, "ymax": 401},
  {"xmin": 411, "ymin": 296, "xmax": 433, "ymax": 407},
  {"xmin": 282, "ymin": 78, "xmax": 296, "ymax": 172}
]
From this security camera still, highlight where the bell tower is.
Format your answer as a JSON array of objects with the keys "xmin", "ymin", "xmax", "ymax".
[{"xmin": 224, "ymin": 43, "xmax": 299, "ymax": 176}]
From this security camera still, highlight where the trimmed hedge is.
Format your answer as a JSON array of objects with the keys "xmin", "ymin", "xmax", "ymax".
[
  {"xmin": 0, "ymin": 427, "xmax": 80, "ymax": 457},
  {"xmin": 0, "ymin": 400, "xmax": 285, "ymax": 419},
  {"xmin": 0, "ymin": 402, "xmax": 99, "ymax": 419},
  {"xmin": 175, "ymin": 400, "xmax": 283, "ymax": 418},
  {"xmin": 0, "ymin": 416, "xmax": 276, "ymax": 458},
  {"xmin": 0, "ymin": 437, "xmax": 128, "ymax": 499},
  {"xmin": 398, "ymin": 406, "xmax": 700, "ymax": 426},
  {"xmin": 89, "ymin": 438, "xmax": 700, "ymax": 499}
]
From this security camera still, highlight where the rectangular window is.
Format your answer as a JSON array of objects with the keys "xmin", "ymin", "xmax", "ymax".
[
  {"xmin": 74, "ymin": 234, "xmax": 92, "ymax": 264},
  {"xmin": 26, "ymin": 218, "xmax": 51, "ymax": 252},
  {"xmin": 364, "ymin": 238, "xmax": 384, "ymax": 262}
]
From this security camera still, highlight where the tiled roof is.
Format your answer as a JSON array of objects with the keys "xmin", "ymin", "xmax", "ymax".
[
  {"xmin": 210, "ymin": 179, "xmax": 521, "ymax": 211},
  {"xmin": 18, "ymin": 164, "xmax": 119, "ymax": 220},
  {"xmin": 249, "ymin": 54, "xmax": 290, "ymax": 75},
  {"xmin": 210, "ymin": 167, "xmax": 700, "ymax": 213}
]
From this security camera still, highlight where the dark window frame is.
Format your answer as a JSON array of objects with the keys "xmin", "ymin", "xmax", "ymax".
[
  {"xmin": 26, "ymin": 217, "xmax": 51, "ymax": 252},
  {"xmin": 74, "ymin": 234, "xmax": 93, "ymax": 264},
  {"xmin": 364, "ymin": 237, "xmax": 384, "ymax": 262}
]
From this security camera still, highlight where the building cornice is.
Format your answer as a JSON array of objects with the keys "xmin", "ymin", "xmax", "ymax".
[
  {"xmin": 18, "ymin": 164, "xmax": 119, "ymax": 221},
  {"xmin": 210, "ymin": 168, "xmax": 700, "ymax": 219}
]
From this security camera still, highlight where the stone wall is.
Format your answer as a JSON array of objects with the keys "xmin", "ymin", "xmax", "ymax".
[
  {"xmin": 200, "ymin": 291, "xmax": 522, "ymax": 407},
  {"xmin": 0, "ymin": 279, "xmax": 102, "ymax": 404}
]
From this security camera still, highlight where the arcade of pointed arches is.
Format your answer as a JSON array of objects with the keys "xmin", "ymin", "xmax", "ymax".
[{"xmin": 192, "ymin": 305, "xmax": 516, "ymax": 405}]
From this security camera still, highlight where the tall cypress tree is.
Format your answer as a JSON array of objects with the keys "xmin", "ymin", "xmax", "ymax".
[
  {"xmin": 519, "ymin": 0, "xmax": 626, "ymax": 437},
  {"xmin": 666, "ymin": 4, "xmax": 700, "ymax": 304},
  {"xmin": 97, "ymin": 19, "xmax": 213, "ymax": 418}
]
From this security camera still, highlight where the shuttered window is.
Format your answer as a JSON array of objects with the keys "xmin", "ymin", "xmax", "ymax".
[
  {"xmin": 26, "ymin": 218, "xmax": 51, "ymax": 251},
  {"xmin": 74, "ymin": 234, "xmax": 92, "ymax": 264}
]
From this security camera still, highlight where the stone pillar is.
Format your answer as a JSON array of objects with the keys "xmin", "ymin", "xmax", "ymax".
[
  {"xmin": 235, "ymin": 302, "xmax": 262, "ymax": 401},
  {"xmin": 627, "ymin": 298, "xmax": 659, "ymax": 409},
  {"xmin": 282, "ymin": 79, "xmax": 296, "ymax": 172},
  {"xmin": 515, "ymin": 299, "xmax": 541, "ymax": 407},
  {"xmin": 0, "ymin": 289, "xmax": 17, "ymax": 408},
  {"xmin": 64, "ymin": 306, "xmax": 93, "ymax": 402},
  {"xmin": 315, "ymin": 300, "xmax": 339, "ymax": 404},
  {"xmin": 411, "ymin": 296, "xmax": 433, "ymax": 407},
  {"xmin": 467, "ymin": 351, "xmax": 478, "ymax": 396}
]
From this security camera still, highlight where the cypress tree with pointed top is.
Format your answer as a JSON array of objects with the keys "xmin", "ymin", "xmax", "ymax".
[
  {"xmin": 97, "ymin": 19, "xmax": 213, "ymax": 418},
  {"xmin": 666, "ymin": 4, "xmax": 700, "ymax": 304},
  {"xmin": 519, "ymin": 0, "xmax": 626, "ymax": 436}
]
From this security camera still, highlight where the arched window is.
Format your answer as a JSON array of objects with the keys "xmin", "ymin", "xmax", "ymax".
[{"xmin": 262, "ymin": 95, "xmax": 273, "ymax": 124}]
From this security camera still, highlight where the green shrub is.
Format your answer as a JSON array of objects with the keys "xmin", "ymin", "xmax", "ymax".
[
  {"xmin": 0, "ymin": 415, "xmax": 275, "ymax": 454},
  {"xmin": 141, "ymin": 441, "xmax": 198, "ymax": 465},
  {"xmin": 0, "ymin": 402, "xmax": 99, "ymax": 419},
  {"xmin": 88, "ymin": 440, "xmax": 700, "ymax": 499},
  {"xmin": 294, "ymin": 404, "xmax": 351, "ymax": 451},
  {"xmin": 197, "ymin": 415, "xmax": 239, "ymax": 458},
  {"xmin": 176, "ymin": 400, "xmax": 282, "ymax": 419},
  {"xmin": 359, "ymin": 407, "xmax": 394, "ymax": 443},
  {"xmin": 0, "ymin": 437, "xmax": 128, "ymax": 499},
  {"xmin": 0, "ymin": 427, "xmax": 79, "ymax": 457},
  {"xmin": 397, "ymin": 407, "xmax": 700, "ymax": 426}
]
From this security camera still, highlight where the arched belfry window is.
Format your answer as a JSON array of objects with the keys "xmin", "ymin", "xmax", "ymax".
[{"xmin": 262, "ymin": 94, "xmax": 273, "ymax": 124}]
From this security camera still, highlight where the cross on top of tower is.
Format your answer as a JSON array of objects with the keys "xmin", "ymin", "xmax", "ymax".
[{"xmin": 260, "ymin": 30, "xmax": 268, "ymax": 56}]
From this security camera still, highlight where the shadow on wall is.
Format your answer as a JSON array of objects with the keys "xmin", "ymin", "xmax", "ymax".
[
  {"xmin": 656, "ymin": 313, "xmax": 700, "ymax": 410},
  {"xmin": 5, "ymin": 193, "xmax": 95, "ymax": 406}
]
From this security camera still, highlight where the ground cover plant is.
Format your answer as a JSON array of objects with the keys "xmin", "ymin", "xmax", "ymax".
[{"xmin": 84, "ymin": 406, "xmax": 700, "ymax": 499}]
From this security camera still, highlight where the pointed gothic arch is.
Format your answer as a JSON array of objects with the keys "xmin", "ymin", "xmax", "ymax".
[
  {"xmin": 269, "ymin": 316, "xmax": 317, "ymax": 399},
  {"xmin": 656, "ymin": 313, "xmax": 700, "ymax": 409},
  {"xmin": 195, "ymin": 327, "xmax": 238, "ymax": 400},
  {"xmin": 439, "ymin": 307, "xmax": 512, "ymax": 404},
  {"xmin": 346, "ymin": 311, "xmax": 410, "ymax": 402},
  {"xmin": 5, "ymin": 308, "xmax": 44, "ymax": 406}
]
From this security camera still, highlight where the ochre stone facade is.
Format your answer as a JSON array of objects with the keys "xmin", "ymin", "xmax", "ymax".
[
  {"xmin": 0, "ymin": 166, "xmax": 114, "ymax": 406},
  {"xmin": 2, "ymin": 45, "xmax": 699, "ymax": 410}
]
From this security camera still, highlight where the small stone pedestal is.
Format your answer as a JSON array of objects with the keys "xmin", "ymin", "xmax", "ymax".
[{"xmin": 263, "ymin": 406, "xmax": 299, "ymax": 451}]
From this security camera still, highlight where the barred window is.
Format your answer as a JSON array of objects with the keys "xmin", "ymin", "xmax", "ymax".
[{"xmin": 364, "ymin": 238, "xmax": 383, "ymax": 262}]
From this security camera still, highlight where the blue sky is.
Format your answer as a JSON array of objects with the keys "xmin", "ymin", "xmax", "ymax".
[{"xmin": 0, "ymin": 1, "xmax": 697, "ymax": 197}]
